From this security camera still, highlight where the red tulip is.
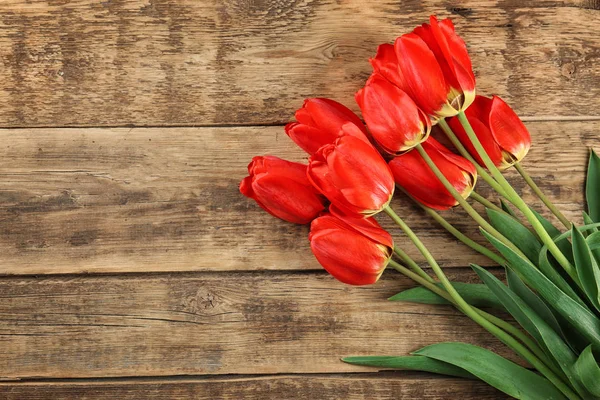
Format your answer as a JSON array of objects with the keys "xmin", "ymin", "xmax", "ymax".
[
  {"xmin": 389, "ymin": 137, "xmax": 477, "ymax": 210},
  {"xmin": 370, "ymin": 43, "xmax": 409, "ymax": 93},
  {"xmin": 356, "ymin": 73, "xmax": 431, "ymax": 155},
  {"xmin": 240, "ymin": 156, "xmax": 326, "ymax": 224},
  {"xmin": 447, "ymin": 95, "xmax": 531, "ymax": 170},
  {"xmin": 309, "ymin": 211, "xmax": 393, "ymax": 285},
  {"xmin": 394, "ymin": 16, "xmax": 476, "ymax": 119},
  {"xmin": 285, "ymin": 98, "xmax": 369, "ymax": 155},
  {"xmin": 307, "ymin": 135, "xmax": 395, "ymax": 216}
]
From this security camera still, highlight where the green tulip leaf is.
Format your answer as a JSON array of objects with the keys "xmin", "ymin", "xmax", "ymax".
[
  {"xmin": 583, "ymin": 212, "xmax": 598, "ymax": 235},
  {"xmin": 473, "ymin": 265, "xmax": 593, "ymax": 398},
  {"xmin": 486, "ymin": 208, "xmax": 541, "ymax": 265},
  {"xmin": 500, "ymin": 199, "xmax": 519, "ymax": 219},
  {"xmin": 572, "ymin": 226, "xmax": 600, "ymax": 310},
  {"xmin": 574, "ymin": 345, "xmax": 600, "ymax": 396},
  {"xmin": 413, "ymin": 342, "xmax": 567, "ymax": 400},
  {"xmin": 530, "ymin": 208, "xmax": 573, "ymax": 263},
  {"xmin": 588, "ymin": 232, "xmax": 600, "ymax": 251},
  {"xmin": 505, "ymin": 267, "xmax": 564, "ymax": 337},
  {"xmin": 481, "ymin": 228, "xmax": 600, "ymax": 350},
  {"xmin": 538, "ymin": 247, "xmax": 585, "ymax": 307},
  {"xmin": 586, "ymin": 149, "xmax": 600, "ymax": 223},
  {"xmin": 341, "ymin": 355, "xmax": 475, "ymax": 379},
  {"xmin": 389, "ymin": 282, "xmax": 503, "ymax": 309}
]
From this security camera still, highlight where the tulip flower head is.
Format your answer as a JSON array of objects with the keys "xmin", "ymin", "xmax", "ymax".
[
  {"xmin": 356, "ymin": 73, "xmax": 431, "ymax": 155},
  {"xmin": 447, "ymin": 95, "xmax": 531, "ymax": 170},
  {"xmin": 285, "ymin": 98, "xmax": 369, "ymax": 155},
  {"xmin": 307, "ymin": 135, "xmax": 395, "ymax": 217},
  {"xmin": 392, "ymin": 16, "xmax": 476, "ymax": 119},
  {"xmin": 389, "ymin": 137, "xmax": 477, "ymax": 210},
  {"xmin": 240, "ymin": 156, "xmax": 327, "ymax": 224},
  {"xmin": 309, "ymin": 211, "xmax": 393, "ymax": 285}
]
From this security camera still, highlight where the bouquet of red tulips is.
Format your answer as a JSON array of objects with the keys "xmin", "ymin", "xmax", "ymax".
[{"xmin": 241, "ymin": 16, "xmax": 600, "ymax": 400}]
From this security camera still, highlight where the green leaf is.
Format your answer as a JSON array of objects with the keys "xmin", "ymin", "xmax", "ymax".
[
  {"xmin": 341, "ymin": 355, "xmax": 475, "ymax": 379},
  {"xmin": 389, "ymin": 283, "xmax": 503, "ymax": 309},
  {"xmin": 506, "ymin": 268, "xmax": 564, "ymax": 337},
  {"xmin": 586, "ymin": 149, "xmax": 600, "ymax": 222},
  {"xmin": 486, "ymin": 208, "xmax": 542, "ymax": 265},
  {"xmin": 473, "ymin": 265, "xmax": 592, "ymax": 398},
  {"xmin": 538, "ymin": 247, "xmax": 585, "ymax": 307},
  {"xmin": 413, "ymin": 342, "xmax": 567, "ymax": 400},
  {"xmin": 481, "ymin": 228, "xmax": 600, "ymax": 350},
  {"xmin": 588, "ymin": 232, "xmax": 600, "ymax": 251},
  {"xmin": 531, "ymin": 207, "xmax": 562, "ymax": 238},
  {"xmin": 583, "ymin": 212, "xmax": 598, "ymax": 235},
  {"xmin": 500, "ymin": 199, "xmax": 519, "ymax": 219},
  {"xmin": 572, "ymin": 226, "xmax": 600, "ymax": 310},
  {"xmin": 574, "ymin": 345, "xmax": 600, "ymax": 396},
  {"xmin": 530, "ymin": 208, "xmax": 573, "ymax": 263}
]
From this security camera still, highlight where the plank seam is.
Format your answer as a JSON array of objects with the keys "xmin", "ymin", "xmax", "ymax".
[{"xmin": 0, "ymin": 116, "xmax": 598, "ymax": 130}]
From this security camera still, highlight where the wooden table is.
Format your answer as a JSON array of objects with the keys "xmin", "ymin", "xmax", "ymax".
[{"xmin": 0, "ymin": 1, "xmax": 598, "ymax": 398}]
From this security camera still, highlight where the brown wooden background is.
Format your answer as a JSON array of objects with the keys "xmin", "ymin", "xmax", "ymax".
[{"xmin": 0, "ymin": 0, "xmax": 599, "ymax": 398}]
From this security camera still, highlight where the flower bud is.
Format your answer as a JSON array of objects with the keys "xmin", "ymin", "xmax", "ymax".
[{"xmin": 240, "ymin": 156, "xmax": 326, "ymax": 224}]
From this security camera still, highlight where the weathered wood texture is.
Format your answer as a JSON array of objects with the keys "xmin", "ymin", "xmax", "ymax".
[
  {"xmin": 0, "ymin": 374, "xmax": 508, "ymax": 399},
  {"xmin": 0, "ymin": 1, "xmax": 598, "ymax": 127},
  {"xmin": 0, "ymin": 121, "xmax": 595, "ymax": 275},
  {"xmin": 0, "ymin": 269, "xmax": 511, "ymax": 380}
]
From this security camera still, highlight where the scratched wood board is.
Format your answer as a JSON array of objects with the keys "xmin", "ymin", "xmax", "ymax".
[{"xmin": 0, "ymin": 0, "xmax": 599, "ymax": 398}]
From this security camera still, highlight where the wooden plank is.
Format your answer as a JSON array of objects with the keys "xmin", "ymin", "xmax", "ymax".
[
  {"xmin": 0, "ymin": 269, "xmax": 512, "ymax": 380},
  {"xmin": 0, "ymin": 1, "xmax": 598, "ymax": 126},
  {"xmin": 0, "ymin": 121, "xmax": 595, "ymax": 275},
  {"xmin": 0, "ymin": 374, "xmax": 508, "ymax": 399}
]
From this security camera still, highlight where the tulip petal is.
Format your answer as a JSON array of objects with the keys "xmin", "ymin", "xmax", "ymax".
[
  {"xmin": 389, "ymin": 138, "xmax": 475, "ymax": 210},
  {"xmin": 369, "ymin": 43, "xmax": 410, "ymax": 94},
  {"xmin": 309, "ymin": 214, "xmax": 392, "ymax": 285},
  {"xmin": 303, "ymin": 98, "xmax": 367, "ymax": 136},
  {"xmin": 241, "ymin": 156, "xmax": 326, "ymax": 224},
  {"xmin": 447, "ymin": 112, "xmax": 505, "ymax": 168},
  {"xmin": 394, "ymin": 33, "xmax": 449, "ymax": 117},
  {"xmin": 330, "ymin": 205, "xmax": 394, "ymax": 248},
  {"xmin": 431, "ymin": 16, "xmax": 475, "ymax": 95},
  {"xmin": 285, "ymin": 122, "xmax": 338, "ymax": 155},
  {"xmin": 328, "ymin": 137, "xmax": 394, "ymax": 211},
  {"xmin": 487, "ymin": 96, "xmax": 531, "ymax": 164},
  {"xmin": 356, "ymin": 73, "xmax": 430, "ymax": 154},
  {"xmin": 251, "ymin": 174, "xmax": 326, "ymax": 224}
]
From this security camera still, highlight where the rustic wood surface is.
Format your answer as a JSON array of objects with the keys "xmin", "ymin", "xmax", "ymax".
[
  {"xmin": 0, "ymin": 122, "xmax": 594, "ymax": 275},
  {"xmin": 1, "ymin": 0, "xmax": 598, "ymax": 398}
]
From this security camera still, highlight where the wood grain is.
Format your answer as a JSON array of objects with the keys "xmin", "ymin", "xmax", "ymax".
[
  {"xmin": 0, "ymin": 121, "xmax": 596, "ymax": 275},
  {"xmin": 0, "ymin": 269, "xmax": 512, "ymax": 380},
  {"xmin": 0, "ymin": 374, "xmax": 508, "ymax": 399},
  {"xmin": 0, "ymin": 1, "xmax": 598, "ymax": 127}
]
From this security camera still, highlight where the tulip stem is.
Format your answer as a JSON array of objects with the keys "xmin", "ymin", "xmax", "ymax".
[
  {"xmin": 414, "ymin": 143, "xmax": 526, "ymax": 258},
  {"xmin": 470, "ymin": 191, "xmax": 504, "ymax": 214},
  {"xmin": 420, "ymin": 205, "xmax": 506, "ymax": 265},
  {"xmin": 383, "ymin": 206, "xmax": 578, "ymax": 400},
  {"xmin": 393, "ymin": 246, "xmax": 435, "ymax": 283},
  {"xmin": 387, "ymin": 258, "xmax": 563, "ymax": 380},
  {"xmin": 514, "ymin": 162, "xmax": 571, "ymax": 229},
  {"xmin": 456, "ymin": 112, "xmax": 579, "ymax": 284},
  {"xmin": 437, "ymin": 119, "xmax": 509, "ymax": 198}
]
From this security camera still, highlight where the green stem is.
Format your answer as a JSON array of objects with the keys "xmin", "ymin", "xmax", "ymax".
[
  {"xmin": 514, "ymin": 162, "xmax": 571, "ymax": 229},
  {"xmin": 415, "ymin": 143, "xmax": 525, "ymax": 258},
  {"xmin": 388, "ymin": 258, "xmax": 565, "ymax": 381},
  {"xmin": 420, "ymin": 205, "xmax": 506, "ymax": 265},
  {"xmin": 384, "ymin": 206, "xmax": 578, "ymax": 400},
  {"xmin": 456, "ymin": 112, "xmax": 579, "ymax": 285},
  {"xmin": 393, "ymin": 246, "xmax": 434, "ymax": 283},
  {"xmin": 470, "ymin": 191, "xmax": 504, "ymax": 214},
  {"xmin": 438, "ymin": 119, "xmax": 509, "ymax": 197}
]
